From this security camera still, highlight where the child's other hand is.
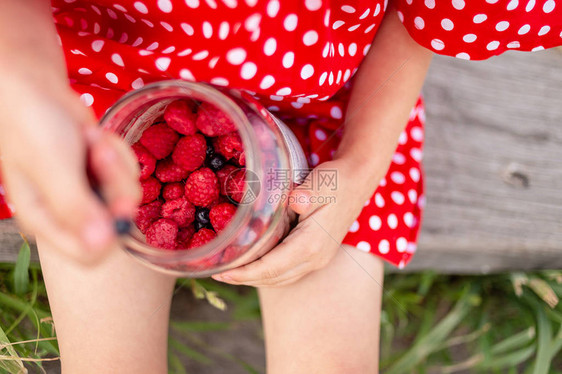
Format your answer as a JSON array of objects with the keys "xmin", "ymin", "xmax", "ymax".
[
  {"xmin": 0, "ymin": 77, "xmax": 141, "ymax": 264},
  {"xmin": 212, "ymin": 159, "xmax": 372, "ymax": 287}
]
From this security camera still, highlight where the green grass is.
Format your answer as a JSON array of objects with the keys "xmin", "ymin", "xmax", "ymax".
[{"xmin": 1, "ymin": 241, "xmax": 561, "ymax": 373}]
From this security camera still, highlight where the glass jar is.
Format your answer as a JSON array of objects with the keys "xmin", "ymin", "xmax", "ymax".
[{"xmin": 99, "ymin": 80, "xmax": 308, "ymax": 277}]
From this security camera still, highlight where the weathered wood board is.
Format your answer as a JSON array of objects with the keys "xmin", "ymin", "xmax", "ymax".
[{"xmin": 1, "ymin": 49, "xmax": 562, "ymax": 273}]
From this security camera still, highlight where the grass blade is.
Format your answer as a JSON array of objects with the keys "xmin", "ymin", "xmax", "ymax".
[
  {"xmin": 0, "ymin": 324, "xmax": 25, "ymax": 374},
  {"xmin": 385, "ymin": 288, "xmax": 477, "ymax": 374},
  {"xmin": 170, "ymin": 321, "xmax": 230, "ymax": 333},
  {"xmin": 168, "ymin": 351, "xmax": 187, "ymax": 374},
  {"xmin": 490, "ymin": 327, "xmax": 535, "ymax": 355},
  {"xmin": 532, "ymin": 307, "xmax": 552, "ymax": 374},
  {"xmin": 13, "ymin": 238, "xmax": 31, "ymax": 295},
  {"xmin": 481, "ymin": 345, "xmax": 536, "ymax": 369},
  {"xmin": 169, "ymin": 337, "xmax": 212, "ymax": 365}
]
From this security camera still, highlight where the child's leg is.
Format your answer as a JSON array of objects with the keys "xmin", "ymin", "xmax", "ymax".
[
  {"xmin": 38, "ymin": 239, "xmax": 177, "ymax": 374},
  {"xmin": 259, "ymin": 245, "xmax": 384, "ymax": 374}
]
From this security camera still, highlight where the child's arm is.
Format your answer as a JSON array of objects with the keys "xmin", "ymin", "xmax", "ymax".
[
  {"xmin": 213, "ymin": 7, "xmax": 432, "ymax": 286},
  {"xmin": 0, "ymin": 0, "xmax": 140, "ymax": 261}
]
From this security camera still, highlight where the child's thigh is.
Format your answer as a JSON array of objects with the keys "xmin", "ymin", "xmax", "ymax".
[
  {"xmin": 38, "ymin": 239, "xmax": 177, "ymax": 374},
  {"xmin": 258, "ymin": 245, "xmax": 384, "ymax": 374}
]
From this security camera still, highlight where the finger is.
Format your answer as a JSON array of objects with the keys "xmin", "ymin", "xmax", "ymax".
[
  {"xmin": 213, "ymin": 259, "xmax": 310, "ymax": 287},
  {"xmin": 22, "ymin": 133, "xmax": 115, "ymax": 252},
  {"xmin": 289, "ymin": 161, "xmax": 340, "ymax": 219},
  {"xmin": 88, "ymin": 130, "xmax": 141, "ymax": 219},
  {"xmin": 6, "ymin": 170, "xmax": 106, "ymax": 263},
  {"xmin": 212, "ymin": 234, "xmax": 323, "ymax": 286}
]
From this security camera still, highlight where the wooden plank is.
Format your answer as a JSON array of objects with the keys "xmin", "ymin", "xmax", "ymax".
[
  {"xmin": 1, "ymin": 49, "xmax": 562, "ymax": 273},
  {"xmin": 404, "ymin": 48, "xmax": 562, "ymax": 273}
]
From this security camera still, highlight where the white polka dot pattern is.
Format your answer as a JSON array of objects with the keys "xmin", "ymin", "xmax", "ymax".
[
  {"xmin": 396, "ymin": 0, "xmax": 561, "ymax": 60},
  {"xmin": 47, "ymin": 0, "xmax": 422, "ymax": 268}
]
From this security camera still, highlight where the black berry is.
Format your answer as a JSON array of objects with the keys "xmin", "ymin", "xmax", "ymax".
[
  {"xmin": 208, "ymin": 154, "xmax": 226, "ymax": 171},
  {"xmin": 195, "ymin": 207, "xmax": 210, "ymax": 225},
  {"xmin": 194, "ymin": 221, "xmax": 205, "ymax": 231},
  {"xmin": 206, "ymin": 143, "xmax": 215, "ymax": 158}
]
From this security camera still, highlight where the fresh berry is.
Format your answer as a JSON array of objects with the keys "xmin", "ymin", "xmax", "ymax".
[
  {"xmin": 163, "ymin": 100, "xmax": 197, "ymax": 135},
  {"xmin": 146, "ymin": 218, "xmax": 178, "ymax": 249},
  {"xmin": 172, "ymin": 134, "xmax": 207, "ymax": 172},
  {"xmin": 161, "ymin": 197, "xmax": 196, "ymax": 227},
  {"xmin": 196, "ymin": 103, "xmax": 237, "ymax": 136},
  {"xmin": 188, "ymin": 228, "xmax": 216, "ymax": 249},
  {"xmin": 135, "ymin": 200, "xmax": 162, "ymax": 233},
  {"xmin": 185, "ymin": 167, "xmax": 219, "ymax": 207},
  {"xmin": 206, "ymin": 142, "xmax": 215, "ymax": 158},
  {"xmin": 207, "ymin": 154, "xmax": 226, "ymax": 171},
  {"xmin": 225, "ymin": 169, "xmax": 246, "ymax": 203},
  {"xmin": 155, "ymin": 158, "xmax": 189, "ymax": 183},
  {"xmin": 177, "ymin": 224, "xmax": 196, "ymax": 248},
  {"xmin": 195, "ymin": 207, "xmax": 210, "ymax": 225},
  {"xmin": 132, "ymin": 143, "xmax": 156, "ymax": 180},
  {"xmin": 210, "ymin": 202, "xmax": 237, "ymax": 232},
  {"xmin": 213, "ymin": 132, "xmax": 243, "ymax": 161},
  {"xmin": 162, "ymin": 182, "xmax": 184, "ymax": 200},
  {"xmin": 237, "ymin": 152, "xmax": 246, "ymax": 166},
  {"xmin": 194, "ymin": 220, "xmax": 209, "ymax": 231},
  {"xmin": 139, "ymin": 123, "xmax": 179, "ymax": 159},
  {"xmin": 216, "ymin": 164, "xmax": 238, "ymax": 195},
  {"xmin": 141, "ymin": 177, "xmax": 161, "ymax": 204}
]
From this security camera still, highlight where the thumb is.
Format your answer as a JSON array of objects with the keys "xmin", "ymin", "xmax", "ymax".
[{"xmin": 289, "ymin": 161, "xmax": 340, "ymax": 219}]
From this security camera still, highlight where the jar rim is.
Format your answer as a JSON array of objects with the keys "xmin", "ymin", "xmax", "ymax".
[{"xmin": 100, "ymin": 80, "xmax": 259, "ymax": 263}]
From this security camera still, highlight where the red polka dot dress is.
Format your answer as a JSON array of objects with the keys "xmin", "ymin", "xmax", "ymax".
[{"xmin": 0, "ymin": 1, "xmax": 558, "ymax": 268}]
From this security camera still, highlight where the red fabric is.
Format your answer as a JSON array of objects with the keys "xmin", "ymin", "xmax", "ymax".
[
  {"xmin": 395, "ymin": 0, "xmax": 562, "ymax": 60},
  {"xmin": 0, "ymin": 0, "xmax": 558, "ymax": 267}
]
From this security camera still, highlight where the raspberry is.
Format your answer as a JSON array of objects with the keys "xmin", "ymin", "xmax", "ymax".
[
  {"xmin": 135, "ymin": 200, "xmax": 162, "ymax": 233},
  {"xmin": 139, "ymin": 123, "xmax": 179, "ymax": 159},
  {"xmin": 210, "ymin": 202, "xmax": 237, "ymax": 232},
  {"xmin": 162, "ymin": 182, "xmax": 184, "ymax": 200},
  {"xmin": 132, "ymin": 143, "xmax": 156, "ymax": 180},
  {"xmin": 237, "ymin": 152, "xmax": 246, "ymax": 166},
  {"xmin": 171, "ymin": 134, "xmax": 207, "ymax": 172},
  {"xmin": 225, "ymin": 169, "xmax": 246, "ymax": 203},
  {"xmin": 141, "ymin": 177, "xmax": 161, "ymax": 204},
  {"xmin": 176, "ymin": 224, "xmax": 196, "ymax": 248},
  {"xmin": 216, "ymin": 164, "xmax": 238, "ymax": 195},
  {"xmin": 161, "ymin": 197, "xmax": 195, "ymax": 227},
  {"xmin": 185, "ymin": 167, "xmax": 219, "ymax": 207},
  {"xmin": 146, "ymin": 218, "xmax": 178, "ymax": 250},
  {"xmin": 155, "ymin": 158, "xmax": 189, "ymax": 183},
  {"xmin": 163, "ymin": 100, "xmax": 198, "ymax": 135},
  {"xmin": 188, "ymin": 228, "xmax": 217, "ymax": 249},
  {"xmin": 195, "ymin": 103, "xmax": 237, "ymax": 136},
  {"xmin": 213, "ymin": 132, "xmax": 243, "ymax": 161}
]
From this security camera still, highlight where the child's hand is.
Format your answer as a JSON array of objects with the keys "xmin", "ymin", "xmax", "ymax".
[
  {"xmin": 0, "ymin": 77, "xmax": 141, "ymax": 264},
  {"xmin": 212, "ymin": 159, "xmax": 372, "ymax": 287}
]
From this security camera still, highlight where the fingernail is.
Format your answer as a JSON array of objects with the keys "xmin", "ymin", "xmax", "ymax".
[
  {"xmin": 83, "ymin": 219, "xmax": 112, "ymax": 250},
  {"xmin": 114, "ymin": 218, "xmax": 132, "ymax": 235},
  {"xmin": 213, "ymin": 274, "xmax": 232, "ymax": 282}
]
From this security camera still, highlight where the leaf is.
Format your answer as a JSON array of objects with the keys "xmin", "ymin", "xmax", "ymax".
[
  {"xmin": 528, "ymin": 278, "xmax": 559, "ymax": 308},
  {"xmin": 13, "ymin": 238, "xmax": 31, "ymax": 295},
  {"xmin": 206, "ymin": 291, "xmax": 226, "ymax": 312}
]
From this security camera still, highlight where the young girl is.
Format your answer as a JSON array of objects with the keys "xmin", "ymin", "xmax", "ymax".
[{"xmin": 0, "ymin": 0, "xmax": 559, "ymax": 372}]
